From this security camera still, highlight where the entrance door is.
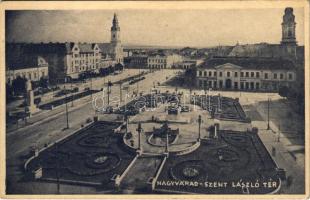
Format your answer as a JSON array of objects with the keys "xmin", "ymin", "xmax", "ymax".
[{"xmin": 225, "ymin": 79, "xmax": 232, "ymax": 89}]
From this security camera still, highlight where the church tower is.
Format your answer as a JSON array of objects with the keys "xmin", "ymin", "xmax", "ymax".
[
  {"xmin": 110, "ymin": 13, "xmax": 123, "ymax": 64},
  {"xmin": 281, "ymin": 7, "xmax": 297, "ymax": 45},
  {"xmin": 111, "ymin": 13, "xmax": 121, "ymax": 43},
  {"xmin": 281, "ymin": 7, "xmax": 297, "ymax": 58}
]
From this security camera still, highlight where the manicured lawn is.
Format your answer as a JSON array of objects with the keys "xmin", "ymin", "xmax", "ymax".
[
  {"xmin": 26, "ymin": 121, "xmax": 136, "ymax": 188},
  {"xmin": 154, "ymin": 130, "xmax": 280, "ymax": 194}
]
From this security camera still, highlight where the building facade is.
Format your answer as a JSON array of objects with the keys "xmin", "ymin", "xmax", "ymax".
[
  {"xmin": 6, "ymin": 55, "xmax": 49, "ymax": 84},
  {"xmin": 5, "ymin": 13, "xmax": 124, "ymax": 82},
  {"xmin": 196, "ymin": 57, "xmax": 296, "ymax": 91},
  {"xmin": 125, "ymin": 55, "xmax": 148, "ymax": 68},
  {"xmin": 147, "ymin": 53, "xmax": 183, "ymax": 69}
]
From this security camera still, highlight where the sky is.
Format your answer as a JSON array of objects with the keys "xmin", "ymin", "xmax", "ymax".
[{"xmin": 5, "ymin": 8, "xmax": 305, "ymax": 47}]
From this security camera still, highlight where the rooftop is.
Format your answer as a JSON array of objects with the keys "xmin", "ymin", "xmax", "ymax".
[{"xmin": 198, "ymin": 57, "xmax": 296, "ymax": 70}]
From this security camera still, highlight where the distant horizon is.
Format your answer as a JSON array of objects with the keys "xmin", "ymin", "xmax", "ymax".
[
  {"xmin": 6, "ymin": 9, "xmax": 305, "ymax": 47},
  {"xmin": 5, "ymin": 8, "xmax": 304, "ymax": 47},
  {"xmin": 5, "ymin": 41, "xmax": 305, "ymax": 50}
]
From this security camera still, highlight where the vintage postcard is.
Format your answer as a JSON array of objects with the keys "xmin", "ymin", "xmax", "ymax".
[{"xmin": 1, "ymin": 0, "xmax": 309, "ymax": 199}]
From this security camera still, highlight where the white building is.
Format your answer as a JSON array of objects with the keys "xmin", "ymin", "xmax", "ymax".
[
  {"xmin": 196, "ymin": 57, "xmax": 296, "ymax": 91},
  {"xmin": 6, "ymin": 55, "xmax": 48, "ymax": 84},
  {"xmin": 147, "ymin": 53, "xmax": 183, "ymax": 69}
]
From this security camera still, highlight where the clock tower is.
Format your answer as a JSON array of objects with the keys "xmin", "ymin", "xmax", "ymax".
[{"xmin": 110, "ymin": 13, "xmax": 123, "ymax": 64}]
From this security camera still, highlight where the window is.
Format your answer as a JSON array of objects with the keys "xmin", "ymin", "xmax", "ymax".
[
  {"xmin": 256, "ymin": 72, "xmax": 260, "ymax": 78},
  {"xmin": 240, "ymin": 82, "xmax": 244, "ymax": 90},
  {"xmin": 204, "ymin": 71, "xmax": 207, "ymax": 77},
  {"xmin": 235, "ymin": 72, "xmax": 238, "ymax": 77},
  {"xmin": 219, "ymin": 80, "xmax": 223, "ymax": 88},
  {"xmin": 208, "ymin": 81, "xmax": 212, "ymax": 87},
  {"xmin": 251, "ymin": 72, "xmax": 254, "ymax": 77},
  {"xmin": 256, "ymin": 82, "xmax": 260, "ymax": 90},
  {"xmin": 199, "ymin": 80, "xmax": 203, "ymax": 87},
  {"xmin": 241, "ymin": 72, "xmax": 244, "ymax": 77},
  {"xmin": 288, "ymin": 73, "xmax": 293, "ymax": 80},
  {"xmin": 234, "ymin": 82, "xmax": 238, "ymax": 89},
  {"xmin": 204, "ymin": 80, "xmax": 208, "ymax": 87},
  {"xmin": 264, "ymin": 73, "xmax": 268, "ymax": 79},
  {"xmin": 250, "ymin": 82, "xmax": 254, "ymax": 90},
  {"xmin": 209, "ymin": 71, "xmax": 212, "ymax": 77},
  {"xmin": 246, "ymin": 72, "xmax": 249, "ymax": 77},
  {"xmin": 214, "ymin": 81, "xmax": 217, "ymax": 88},
  {"xmin": 219, "ymin": 72, "xmax": 223, "ymax": 77},
  {"xmin": 274, "ymin": 73, "xmax": 277, "ymax": 79},
  {"xmin": 280, "ymin": 73, "xmax": 284, "ymax": 79},
  {"xmin": 227, "ymin": 72, "xmax": 230, "ymax": 77},
  {"xmin": 245, "ymin": 82, "xmax": 249, "ymax": 90},
  {"xmin": 199, "ymin": 71, "xmax": 202, "ymax": 76},
  {"xmin": 214, "ymin": 71, "xmax": 217, "ymax": 76}
]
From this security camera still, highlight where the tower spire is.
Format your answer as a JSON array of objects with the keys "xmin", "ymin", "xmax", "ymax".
[{"xmin": 111, "ymin": 13, "xmax": 120, "ymax": 31}]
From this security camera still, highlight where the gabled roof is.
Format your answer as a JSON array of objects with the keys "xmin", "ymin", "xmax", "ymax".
[
  {"xmin": 98, "ymin": 43, "xmax": 112, "ymax": 54},
  {"xmin": 78, "ymin": 43, "xmax": 94, "ymax": 53},
  {"xmin": 198, "ymin": 57, "xmax": 296, "ymax": 70}
]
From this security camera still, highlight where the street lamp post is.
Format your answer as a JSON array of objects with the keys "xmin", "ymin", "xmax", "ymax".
[
  {"xmin": 136, "ymin": 122, "xmax": 143, "ymax": 151},
  {"xmin": 90, "ymin": 76, "xmax": 93, "ymax": 100},
  {"xmin": 64, "ymin": 85, "xmax": 69, "ymax": 129},
  {"xmin": 71, "ymin": 81, "xmax": 74, "ymax": 107},
  {"xmin": 55, "ymin": 142, "xmax": 60, "ymax": 194},
  {"xmin": 198, "ymin": 115, "xmax": 202, "ymax": 141},
  {"xmin": 107, "ymin": 80, "xmax": 112, "ymax": 105},
  {"xmin": 267, "ymin": 98, "xmax": 270, "ymax": 130},
  {"xmin": 119, "ymin": 82, "xmax": 122, "ymax": 103}
]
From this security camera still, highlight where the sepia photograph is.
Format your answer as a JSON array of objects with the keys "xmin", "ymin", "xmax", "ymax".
[{"xmin": 2, "ymin": 1, "xmax": 309, "ymax": 197}]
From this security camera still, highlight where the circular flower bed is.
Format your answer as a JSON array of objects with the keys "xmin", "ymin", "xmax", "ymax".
[
  {"xmin": 170, "ymin": 160, "xmax": 206, "ymax": 181},
  {"xmin": 67, "ymin": 152, "xmax": 121, "ymax": 176},
  {"xmin": 77, "ymin": 134, "xmax": 112, "ymax": 148},
  {"xmin": 221, "ymin": 133, "xmax": 250, "ymax": 148}
]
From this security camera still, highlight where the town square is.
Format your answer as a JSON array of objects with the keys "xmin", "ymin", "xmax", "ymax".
[{"xmin": 4, "ymin": 3, "xmax": 306, "ymax": 195}]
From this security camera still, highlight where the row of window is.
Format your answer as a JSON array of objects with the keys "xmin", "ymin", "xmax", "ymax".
[
  {"xmin": 148, "ymin": 59, "xmax": 166, "ymax": 63},
  {"xmin": 73, "ymin": 53, "xmax": 100, "ymax": 58},
  {"xmin": 198, "ymin": 71, "xmax": 293, "ymax": 80},
  {"xmin": 10, "ymin": 71, "xmax": 46, "ymax": 80},
  {"xmin": 148, "ymin": 64, "xmax": 167, "ymax": 69},
  {"xmin": 199, "ymin": 80, "xmax": 261, "ymax": 90},
  {"xmin": 198, "ymin": 80, "xmax": 284, "ymax": 91}
]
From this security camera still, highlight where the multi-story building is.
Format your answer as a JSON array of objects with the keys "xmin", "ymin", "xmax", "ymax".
[
  {"xmin": 6, "ymin": 55, "xmax": 48, "ymax": 84},
  {"xmin": 196, "ymin": 57, "xmax": 296, "ymax": 91},
  {"xmin": 124, "ymin": 55, "xmax": 148, "ymax": 68},
  {"xmin": 5, "ymin": 13, "xmax": 124, "ymax": 83},
  {"xmin": 147, "ymin": 53, "xmax": 183, "ymax": 69}
]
